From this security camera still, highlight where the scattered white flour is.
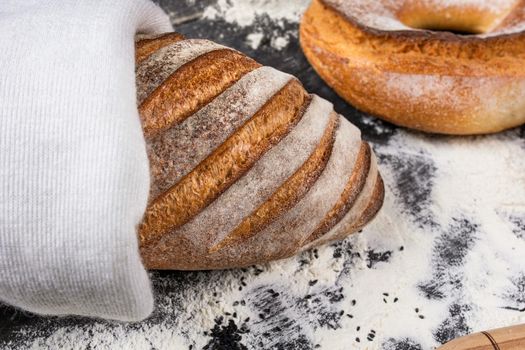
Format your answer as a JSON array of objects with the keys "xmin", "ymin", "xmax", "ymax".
[
  {"xmin": 203, "ymin": 0, "xmax": 309, "ymax": 50},
  {"xmin": 203, "ymin": 0, "xmax": 309, "ymax": 26},
  {"xmin": 245, "ymin": 32, "xmax": 264, "ymax": 49},
  {"xmin": 270, "ymin": 35, "xmax": 289, "ymax": 50}
]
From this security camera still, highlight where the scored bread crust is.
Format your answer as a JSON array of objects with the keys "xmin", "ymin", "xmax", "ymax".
[
  {"xmin": 299, "ymin": 0, "xmax": 525, "ymax": 135},
  {"xmin": 136, "ymin": 33, "xmax": 385, "ymax": 270}
]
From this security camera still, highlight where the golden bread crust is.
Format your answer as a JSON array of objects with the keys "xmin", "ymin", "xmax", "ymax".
[
  {"xmin": 135, "ymin": 34, "xmax": 385, "ymax": 269},
  {"xmin": 135, "ymin": 32, "xmax": 185, "ymax": 64},
  {"xmin": 300, "ymin": 0, "xmax": 525, "ymax": 134},
  {"xmin": 210, "ymin": 112, "xmax": 339, "ymax": 253},
  {"xmin": 139, "ymin": 49, "xmax": 260, "ymax": 138},
  {"xmin": 304, "ymin": 142, "xmax": 371, "ymax": 244},
  {"xmin": 139, "ymin": 80, "xmax": 308, "ymax": 248}
]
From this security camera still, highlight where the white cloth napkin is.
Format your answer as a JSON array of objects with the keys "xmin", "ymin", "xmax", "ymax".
[{"xmin": 0, "ymin": 1, "xmax": 172, "ymax": 321}]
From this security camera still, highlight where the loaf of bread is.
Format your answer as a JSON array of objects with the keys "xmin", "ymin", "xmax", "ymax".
[
  {"xmin": 135, "ymin": 32, "xmax": 384, "ymax": 270},
  {"xmin": 299, "ymin": 0, "xmax": 525, "ymax": 135}
]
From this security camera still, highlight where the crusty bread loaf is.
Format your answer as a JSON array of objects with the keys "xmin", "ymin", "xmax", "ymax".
[
  {"xmin": 300, "ymin": 0, "xmax": 525, "ymax": 135},
  {"xmin": 135, "ymin": 32, "xmax": 384, "ymax": 270}
]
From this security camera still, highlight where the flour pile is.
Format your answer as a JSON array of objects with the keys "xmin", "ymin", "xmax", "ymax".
[{"xmin": 204, "ymin": 0, "xmax": 310, "ymax": 50}]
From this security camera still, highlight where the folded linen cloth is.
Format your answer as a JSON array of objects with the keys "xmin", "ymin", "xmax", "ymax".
[{"xmin": 0, "ymin": 0, "xmax": 172, "ymax": 321}]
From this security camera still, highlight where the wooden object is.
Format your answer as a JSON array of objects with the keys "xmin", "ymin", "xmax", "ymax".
[{"xmin": 438, "ymin": 324, "xmax": 525, "ymax": 350}]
